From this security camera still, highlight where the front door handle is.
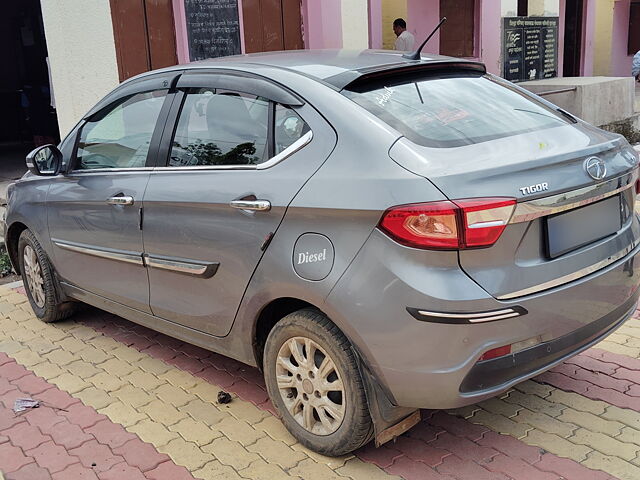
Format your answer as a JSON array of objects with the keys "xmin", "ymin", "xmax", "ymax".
[
  {"xmin": 107, "ymin": 195, "xmax": 134, "ymax": 206},
  {"xmin": 229, "ymin": 199, "xmax": 271, "ymax": 212}
]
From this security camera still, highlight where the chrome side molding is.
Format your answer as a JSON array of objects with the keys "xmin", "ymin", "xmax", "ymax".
[
  {"xmin": 509, "ymin": 170, "xmax": 637, "ymax": 224},
  {"xmin": 407, "ymin": 306, "xmax": 527, "ymax": 324},
  {"xmin": 53, "ymin": 239, "xmax": 144, "ymax": 266},
  {"xmin": 143, "ymin": 254, "xmax": 219, "ymax": 278}
]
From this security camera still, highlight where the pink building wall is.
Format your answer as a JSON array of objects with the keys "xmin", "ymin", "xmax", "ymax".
[
  {"xmin": 369, "ymin": 0, "xmax": 382, "ymax": 48},
  {"xmin": 302, "ymin": 0, "xmax": 343, "ymax": 49},
  {"xmin": 406, "ymin": 0, "xmax": 440, "ymax": 55},
  {"xmin": 581, "ymin": 0, "xmax": 596, "ymax": 75},
  {"xmin": 611, "ymin": 0, "xmax": 633, "ymax": 77}
]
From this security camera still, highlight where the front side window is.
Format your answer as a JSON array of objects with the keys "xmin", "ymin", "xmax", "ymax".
[
  {"xmin": 170, "ymin": 89, "xmax": 269, "ymax": 167},
  {"xmin": 343, "ymin": 74, "xmax": 569, "ymax": 148},
  {"xmin": 76, "ymin": 90, "xmax": 167, "ymax": 170}
]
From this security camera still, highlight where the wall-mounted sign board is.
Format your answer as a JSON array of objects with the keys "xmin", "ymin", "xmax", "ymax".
[
  {"xmin": 503, "ymin": 17, "xmax": 559, "ymax": 82},
  {"xmin": 184, "ymin": 0, "xmax": 241, "ymax": 61}
]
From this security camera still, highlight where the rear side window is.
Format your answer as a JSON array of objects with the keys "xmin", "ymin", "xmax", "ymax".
[
  {"xmin": 343, "ymin": 74, "xmax": 569, "ymax": 148},
  {"xmin": 170, "ymin": 88, "xmax": 269, "ymax": 167},
  {"xmin": 76, "ymin": 90, "xmax": 167, "ymax": 169}
]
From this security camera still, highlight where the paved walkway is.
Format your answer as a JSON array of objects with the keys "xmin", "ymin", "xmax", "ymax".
[{"xmin": 0, "ymin": 284, "xmax": 639, "ymax": 479}]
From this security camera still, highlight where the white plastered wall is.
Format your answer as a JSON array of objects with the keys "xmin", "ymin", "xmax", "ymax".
[
  {"xmin": 341, "ymin": 0, "xmax": 370, "ymax": 49},
  {"xmin": 40, "ymin": 0, "xmax": 120, "ymax": 137}
]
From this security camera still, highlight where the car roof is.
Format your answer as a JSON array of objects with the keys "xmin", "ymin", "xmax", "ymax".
[{"xmin": 131, "ymin": 49, "xmax": 487, "ymax": 90}]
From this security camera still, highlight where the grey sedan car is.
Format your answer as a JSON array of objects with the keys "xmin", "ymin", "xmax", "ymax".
[{"xmin": 5, "ymin": 50, "xmax": 640, "ymax": 456}]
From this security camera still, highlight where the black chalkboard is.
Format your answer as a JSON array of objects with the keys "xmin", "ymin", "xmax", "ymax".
[
  {"xmin": 503, "ymin": 17, "xmax": 558, "ymax": 82},
  {"xmin": 184, "ymin": 0, "xmax": 241, "ymax": 61}
]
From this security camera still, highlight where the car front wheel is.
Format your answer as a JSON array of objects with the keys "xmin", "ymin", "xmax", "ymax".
[
  {"xmin": 263, "ymin": 309, "xmax": 373, "ymax": 456},
  {"xmin": 18, "ymin": 229, "xmax": 75, "ymax": 323}
]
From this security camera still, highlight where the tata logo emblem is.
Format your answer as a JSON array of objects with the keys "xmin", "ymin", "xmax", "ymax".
[{"xmin": 584, "ymin": 156, "xmax": 606, "ymax": 181}]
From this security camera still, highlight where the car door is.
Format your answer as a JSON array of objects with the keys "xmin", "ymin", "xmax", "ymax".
[
  {"xmin": 141, "ymin": 71, "xmax": 336, "ymax": 336},
  {"xmin": 47, "ymin": 79, "xmax": 176, "ymax": 313}
]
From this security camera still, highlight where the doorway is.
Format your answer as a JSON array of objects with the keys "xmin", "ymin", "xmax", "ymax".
[
  {"xmin": 563, "ymin": 0, "xmax": 584, "ymax": 77},
  {"xmin": 439, "ymin": 0, "xmax": 475, "ymax": 58},
  {"xmin": 242, "ymin": 0, "xmax": 304, "ymax": 53},
  {"xmin": 0, "ymin": 0, "xmax": 58, "ymax": 201}
]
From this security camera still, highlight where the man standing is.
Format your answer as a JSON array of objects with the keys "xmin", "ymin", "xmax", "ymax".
[{"xmin": 393, "ymin": 18, "xmax": 415, "ymax": 52}]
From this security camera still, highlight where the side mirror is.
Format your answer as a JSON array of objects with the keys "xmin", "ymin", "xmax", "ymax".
[{"xmin": 26, "ymin": 144, "xmax": 63, "ymax": 176}]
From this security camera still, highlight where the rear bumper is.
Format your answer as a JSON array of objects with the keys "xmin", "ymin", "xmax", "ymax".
[{"xmin": 326, "ymin": 230, "xmax": 640, "ymax": 409}]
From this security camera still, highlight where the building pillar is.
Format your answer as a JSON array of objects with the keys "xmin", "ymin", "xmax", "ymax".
[
  {"xmin": 593, "ymin": 0, "xmax": 615, "ymax": 75},
  {"xmin": 342, "ymin": 0, "xmax": 370, "ymax": 49}
]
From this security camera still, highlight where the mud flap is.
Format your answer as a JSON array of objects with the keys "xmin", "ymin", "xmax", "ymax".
[{"xmin": 352, "ymin": 347, "xmax": 421, "ymax": 446}]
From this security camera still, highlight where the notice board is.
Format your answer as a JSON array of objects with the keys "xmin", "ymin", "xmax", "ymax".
[
  {"xmin": 184, "ymin": 0, "xmax": 241, "ymax": 61},
  {"xmin": 503, "ymin": 17, "xmax": 559, "ymax": 82}
]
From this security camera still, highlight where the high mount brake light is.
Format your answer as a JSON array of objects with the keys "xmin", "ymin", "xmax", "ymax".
[{"xmin": 379, "ymin": 198, "xmax": 516, "ymax": 250}]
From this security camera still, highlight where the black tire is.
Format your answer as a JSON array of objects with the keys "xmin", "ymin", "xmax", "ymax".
[
  {"xmin": 263, "ymin": 309, "xmax": 374, "ymax": 456},
  {"xmin": 17, "ymin": 229, "xmax": 75, "ymax": 323}
]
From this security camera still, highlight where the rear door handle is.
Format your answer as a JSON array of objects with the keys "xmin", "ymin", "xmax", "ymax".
[
  {"xmin": 229, "ymin": 199, "xmax": 271, "ymax": 212},
  {"xmin": 106, "ymin": 195, "xmax": 134, "ymax": 206}
]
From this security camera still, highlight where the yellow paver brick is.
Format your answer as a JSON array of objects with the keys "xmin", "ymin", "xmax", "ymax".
[
  {"xmin": 88, "ymin": 335, "xmax": 121, "ymax": 351},
  {"xmin": 43, "ymin": 348, "xmax": 79, "ymax": 366},
  {"xmin": 570, "ymin": 428, "xmax": 639, "ymax": 461},
  {"xmin": 202, "ymin": 437, "xmax": 261, "ymax": 470},
  {"xmin": 513, "ymin": 409, "xmax": 577, "ymax": 438},
  {"xmin": 616, "ymin": 427, "xmax": 640, "ymax": 447},
  {"xmin": 238, "ymin": 459, "xmax": 297, "ymax": 480},
  {"xmin": 190, "ymin": 380, "xmax": 225, "ymax": 404},
  {"xmin": 290, "ymin": 443, "xmax": 354, "ymax": 469},
  {"xmin": 336, "ymin": 457, "xmax": 402, "ymax": 480},
  {"xmin": 214, "ymin": 417, "xmax": 265, "ymax": 445},
  {"xmin": 123, "ymin": 370, "xmax": 166, "ymax": 391},
  {"xmin": 583, "ymin": 451, "xmax": 640, "ymax": 480},
  {"xmin": 159, "ymin": 368, "xmax": 200, "ymax": 389},
  {"xmin": 445, "ymin": 405, "xmax": 479, "ymax": 419},
  {"xmin": 10, "ymin": 329, "xmax": 40, "ymax": 343},
  {"xmin": 5, "ymin": 293, "xmax": 27, "ymax": 305},
  {"xmin": 129, "ymin": 419, "xmax": 179, "ymax": 446},
  {"xmin": 223, "ymin": 400, "xmax": 271, "ymax": 426},
  {"xmin": 78, "ymin": 347, "xmax": 113, "ymax": 364},
  {"xmin": 289, "ymin": 458, "xmax": 347, "ymax": 480},
  {"xmin": 87, "ymin": 371, "xmax": 128, "ymax": 392},
  {"xmin": 111, "ymin": 345, "xmax": 146, "ymax": 363},
  {"xmin": 65, "ymin": 360, "xmax": 102, "ymax": 379},
  {"xmin": 504, "ymin": 390, "xmax": 565, "ymax": 417},
  {"xmin": 113, "ymin": 384, "xmax": 156, "ymax": 408},
  {"xmin": 602, "ymin": 406, "xmax": 640, "ymax": 429},
  {"xmin": 546, "ymin": 389, "xmax": 608, "ymax": 415},
  {"xmin": 596, "ymin": 340, "xmax": 640, "ymax": 358},
  {"xmin": 253, "ymin": 416, "xmax": 297, "ymax": 446},
  {"xmin": 154, "ymin": 383, "xmax": 193, "ymax": 407},
  {"xmin": 98, "ymin": 358, "xmax": 137, "ymax": 377},
  {"xmin": 180, "ymin": 398, "xmax": 226, "ymax": 426},
  {"xmin": 524, "ymin": 430, "xmax": 592, "ymax": 462},
  {"xmin": 30, "ymin": 360, "xmax": 65, "ymax": 380},
  {"xmin": 98, "ymin": 401, "xmax": 147, "ymax": 427},
  {"xmin": 158, "ymin": 438, "xmax": 212, "ymax": 471},
  {"xmin": 169, "ymin": 417, "xmax": 223, "ymax": 445},
  {"xmin": 477, "ymin": 397, "xmax": 522, "ymax": 418},
  {"xmin": 49, "ymin": 372, "xmax": 90, "ymax": 394},
  {"xmin": 246, "ymin": 436, "xmax": 307, "ymax": 469},
  {"xmin": 74, "ymin": 386, "xmax": 117, "ymax": 410},
  {"xmin": 467, "ymin": 409, "xmax": 532, "ymax": 438},
  {"xmin": 0, "ymin": 340, "xmax": 23, "ymax": 355},
  {"xmin": 558, "ymin": 408, "xmax": 624, "ymax": 436},
  {"xmin": 134, "ymin": 356, "xmax": 172, "ymax": 375},
  {"xmin": 27, "ymin": 339, "xmax": 59, "ymax": 355},
  {"xmin": 140, "ymin": 400, "xmax": 188, "ymax": 426},
  {"xmin": 68, "ymin": 325, "xmax": 102, "ymax": 341},
  {"xmin": 193, "ymin": 460, "xmax": 246, "ymax": 480},
  {"xmin": 11, "ymin": 349, "xmax": 45, "ymax": 367},
  {"xmin": 55, "ymin": 337, "xmax": 89, "ymax": 354}
]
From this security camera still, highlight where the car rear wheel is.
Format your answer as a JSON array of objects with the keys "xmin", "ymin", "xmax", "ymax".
[
  {"xmin": 263, "ymin": 309, "xmax": 373, "ymax": 456},
  {"xmin": 18, "ymin": 229, "xmax": 75, "ymax": 323}
]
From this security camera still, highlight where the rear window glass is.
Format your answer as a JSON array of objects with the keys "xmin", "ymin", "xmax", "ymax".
[{"xmin": 343, "ymin": 74, "xmax": 569, "ymax": 148}]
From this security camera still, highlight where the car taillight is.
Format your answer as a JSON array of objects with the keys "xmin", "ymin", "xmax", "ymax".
[
  {"xmin": 478, "ymin": 344, "xmax": 512, "ymax": 361},
  {"xmin": 379, "ymin": 198, "xmax": 516, "ymax": 250}
]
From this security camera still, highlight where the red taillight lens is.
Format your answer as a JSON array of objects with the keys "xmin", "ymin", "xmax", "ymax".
[
  {"xmin": 379, "ymin": 198, "xmax": 516, "ymax": 250},
  {"xmin": 478, "ymin": 344, "xmax": 512, "ymax": 361}
]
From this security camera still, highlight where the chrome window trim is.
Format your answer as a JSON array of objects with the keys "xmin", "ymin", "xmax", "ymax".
[
  {"xmin": 52, "ymin": 239, "xmax": 144, "ymax": 266},
  {"xmin": 509, "ymin": 170, "xmax": 637, "ymax": 224},
  {"xmin": 497, "ymin": 239, "xmax": 640, "ymax": 300},
  {"xmin": 143, "ymin": 254, "xmax": 219, "ymax": 278},
  {"xmin": 154, "ymin": 130, "xmax": 313, "ymax": 173}
]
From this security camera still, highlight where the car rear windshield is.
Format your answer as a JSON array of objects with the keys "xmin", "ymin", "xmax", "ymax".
[{"xmin": 342, "ymin": 73, "xmax": 570, "ymax": 148}]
